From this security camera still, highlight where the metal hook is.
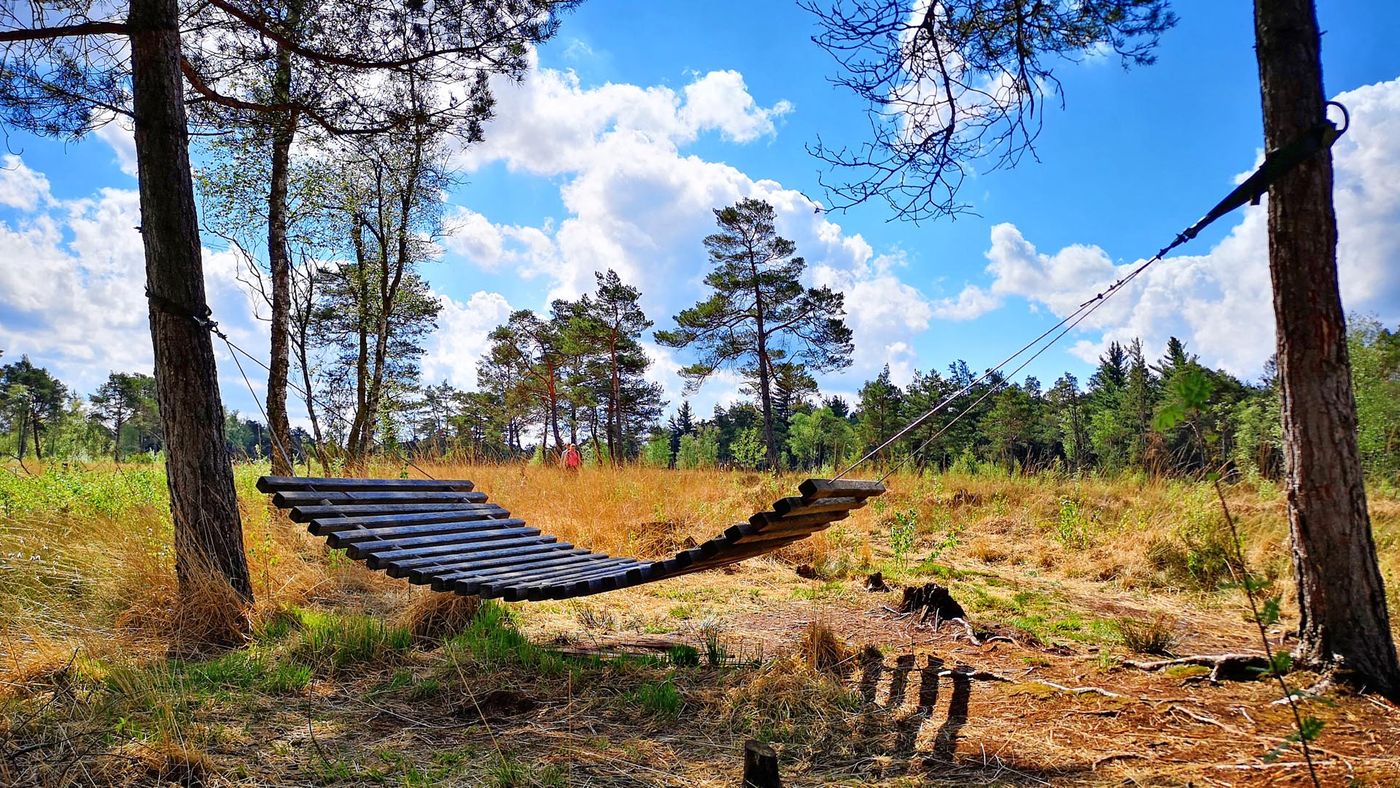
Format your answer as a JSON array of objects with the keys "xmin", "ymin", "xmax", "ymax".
[{"xmin": 1325, "ymin": 100, "xmax": 1350, "ymax": 135}]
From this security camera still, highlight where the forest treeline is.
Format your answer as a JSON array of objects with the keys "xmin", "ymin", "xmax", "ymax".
[{"xmin": 4, "ymin": 313, "xmax": 1396, "ymax": 480}]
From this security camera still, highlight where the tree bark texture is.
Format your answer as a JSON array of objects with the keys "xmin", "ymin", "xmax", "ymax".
[
  {"xmin": 263, "ymin": 0, "xmax": 304, "ymax": 476},
  {"xmin": 264, "ymin": 82, "xmax": 296, "ymax": 474},
  {"xmin": 1254, "ymin": 0, "xmax": 1399, "ymax": 698},
  {"xmin": 130, "ymin": 0, "xmax": 253, "ymax": 611}
]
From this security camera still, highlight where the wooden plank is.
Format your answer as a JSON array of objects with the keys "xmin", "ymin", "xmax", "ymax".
[
  {"xmin": 553, "ymin": 561, "xmax": 647, "ymax": 588},
  {"xmin": 326, "ymin": 519, "xmax": 501, "ymax": 547},
  {"xmin": 435, "ymin": 551, "xmax": 607, "ymax": 586},
  {"xmin": 798, "ymin": 478, "xmax": 887, "ymax": 500},
  {"xmin": 398, "ymin": 545, "xmax": 584, "ymax": 582},
  {"xmin": 445, "ymin": 553, "xmax": 614, "ymax": 593},
  {"xmin": 771, "ymin": 496, "xmax": 865, "ymax": 516},
  {"xmin": 273, "ymin": 490, "xmax": 488, "ymax": 507},
  {"xmin": 494, "ymin": 559, "xmax": 642, "ymax": 599},
  {"xmin": 288, "ymin": 501, "xmax": 490, "ymax": 522},
  {"xmin": 515, "ymin": 557, "xmax": 641, "ymax": 587},
  {"xmin": 548, "ymin": 574, "xmax": 626, "ymax": 601},
  {"xmin": 530, "ymin": 565, "xmax": 650, "ymax": 601},
  {"xmin": 389, "ymin": 545, "xmax": 585, "ymax": 582},
  {"xmin": 346, "ymin": 533, "xmax": 549, "ymax": 565},
  {"xmin": 728, "ymin": 523, "xmax": 823, "ymax": 548},
  {"xmin": 685, "ymin": 535, "xmax": 733, "ymax": 561},
  {"xmin": 685, "ymin": 536, "xmax": 805, "ymax": 571},
  {"xmin": 347, "ymin": 524, "xmax": 536, "ymax": 558},
  {"xmin": 310, "ymin": 507, "xmax": 508, "ymax": 536},
  {"xmin": 386, "ymin": 536, "xmax": 562, "ymax": 571},
  {"xmin": 747, "ymin": 510, "xmax": 850, "ymax": 530},
  {"xmin": 258, "ymin": 476, "xmax": 473, "ymax": 493},
  {"xmin": 485, "ymin": 559, "xmax": 639, "ymax": 599},
  {"xmin": 383, "ymin": 544, "xmax": 579, "ymax": 578},
  {"xmin": 394, "ymin": 545, "xmax": 583, "ymax": 578},
  {"xmin": 325, "ymin": 518, "xmax": 526, "ymax": 551}
]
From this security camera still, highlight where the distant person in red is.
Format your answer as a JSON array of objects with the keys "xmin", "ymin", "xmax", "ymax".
[{"xmin": 562, "ymin": 443, "xmax": 582, "ymax": 471}]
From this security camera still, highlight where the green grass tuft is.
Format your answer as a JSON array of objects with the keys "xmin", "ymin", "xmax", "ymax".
[{"xmin": 626, "ymin": 678, "xmax": 682, "ymax": 719}]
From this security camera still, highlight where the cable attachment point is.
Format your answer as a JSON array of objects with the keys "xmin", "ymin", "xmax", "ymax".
[{"xmin": 144, "ymin": 288, "xmax": 227, "ymax": 338}]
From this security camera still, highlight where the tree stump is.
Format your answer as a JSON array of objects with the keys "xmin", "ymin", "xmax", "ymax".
[{"xmin": 742, "ymin": 739, "xmax": 780, "ymax": 787}]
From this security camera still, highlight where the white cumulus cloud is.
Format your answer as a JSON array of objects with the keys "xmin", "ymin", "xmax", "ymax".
[
  {"xmin": 935, "ymin": 77, "xmax": 1400, "ymax": 377},
  {"xmin": 441, "ymin": 61, "xmax": 933, "ymax": 400},
  {"xmin": 0, "ymin": 168, "xmax": 265, "ymax": 400},
  {"xmin": 421, "ymin": 290, "xmax": 516, "ymax": 390}
]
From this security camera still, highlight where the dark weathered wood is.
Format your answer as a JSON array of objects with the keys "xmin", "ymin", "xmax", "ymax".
[
  {"xmin": 262, "ymin": 473, "xmax": 887, "ymax": 602},
  {"xmin": 274, "ymin": 490, "xmax": 486, "ymax": 507},
  {"xmin": 436, "ymin": 552, "xmax": 608, "ymax": 586},
  {"xmin": 532, "ymin": 565, "xmax": 650, "ymax": 600},
  {"xmin": 798, "ymin": 478, "xmax": 886, "ymax": 500},
  {"xmin": 743, "ymin": 740, "xmax": 781, "ymax": 788},
  {"xmin": 487, "ymin": 561, "xmax": 637, "ymax": 600},
  {"xmin": 688, "ymin": 537, "xmax": 805, "ymax": 571},
  {"xmin": 771, "ymin": 496, "xmax": 864, "ymax": 516},
  {"xmin": 309, "ymin": 507, "xmax": 508, "ymax": 535},
  {"xmin": 497, "ymin": 560, "xmax": 644, "ymax": 600},
  {"xmin": 326, "ymin": 519, "xmax": 505, "ymax": 546},
  {"xmin": 515, "ymin": 557, "xmax": 641, "ymax": 586},
  {"xmin": 327, "ymin": 515, "xmax": 520, "ymax": 545},
  {"xmin": 396, "ymin": 547, "xmax": 589, "ymax": 581},
  {"xmin": 448, "ymin": 557, "xmax": 614, "ymax": 594},
  {"xmin": 353, "ymin": 533, "xmax": 550, "ymax": 566},
  {"xmin": 258, "ymin": 475, "xmax": 474, "ymax": 493},
  {"xmin": 747, "ymin": 510, "xmax": 850, "ymax": 530},
  {"xmin": 347, "ymin": 524, "xmax": 535, "ymax": 556},
  {"xmin": 389, "ymin": 537, "xmax": 564, "ymax": 571},
  {"xmin": 730, "ymin": 520, "xmax": 844, "ymax": 546},
  {"xmin": 400, "ymin": 548, "xmax": 585, "ymax": 585},
  {"xmin": 289, "ymin": 501, "xmax": 490, "ymax": 522}
]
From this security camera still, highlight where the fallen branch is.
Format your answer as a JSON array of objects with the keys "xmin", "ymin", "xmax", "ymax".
[
  {"xmin": 1270, "ymin": 676, "xmax": 1334, "ymax": 706},
  {"xmin": 1209, "ymin": 761, "xmax": 1336, "ymax": 771},
  {"xmin": 1091, "ymin": 752, "xmax": 1143, "ymax": 770},
  {"xmin": 1122, "ymin": 653, "xmax": 1268, "ymax": 682},
  {"xmin": 1169, "ymin": 704, "xmax": 1242, "ymax": 734},
  {"xmin": 1035, "ymin": 680, "xmax": 1124, "ymax": 699}
]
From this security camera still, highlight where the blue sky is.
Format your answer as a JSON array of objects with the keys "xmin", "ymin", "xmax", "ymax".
[{"xmin": 2, "ymin": 0, "xmax": 1399, "ymax": 423}]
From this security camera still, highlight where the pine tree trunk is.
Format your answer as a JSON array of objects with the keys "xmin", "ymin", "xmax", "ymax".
[
  {"xmin": 15, "ymin": 408, "xmax": 27, "ymax": 460},
  {"xmin": 129, "ymin": 0, "xmax": 253, "ymax": 620},
  {"xmin": 1254, "ymin": 0, "xmax": 1400, "ymax": 699},
  {"xmin": 756, "ymin": 347, "xmax": 779, "ymax": 470},
  {"xmin": 264, "ymin": 52, "xmax": 297, "ymax": 476}
]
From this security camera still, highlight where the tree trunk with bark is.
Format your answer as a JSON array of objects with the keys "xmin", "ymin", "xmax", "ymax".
[
  {"xmin": 264, "ymin": 59, "xmax": 297, "ymax": 476},
  {"xmin": 1254, "ymin": 0, "xmax": 1400, "ymax": 699},
  {"xmin": 129, "ymin": 0, "xmax": 253, "ymax": 625}
]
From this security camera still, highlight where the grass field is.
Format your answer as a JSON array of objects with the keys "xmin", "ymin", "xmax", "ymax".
[{"xmin": 3, "ymin": 462, "xmax": 1399, "ymax": 785}]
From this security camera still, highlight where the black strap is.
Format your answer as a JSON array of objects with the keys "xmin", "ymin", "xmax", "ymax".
[
  {"xmin": 145, "ymin": 287, "xmax": 221, "ymax": 334},
  {"xmin": 1156, "ymin": 101, "xmax": 1349, "ymax": 258}
]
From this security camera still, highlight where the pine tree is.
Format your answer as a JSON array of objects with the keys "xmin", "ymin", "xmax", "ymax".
[
  {"xmin": 657, "ymin": 198, "xmax": 853, "ymax": 469},
  {"xmin": 855, "ymin": 365, "xmax": 903, "ymax": 463}
]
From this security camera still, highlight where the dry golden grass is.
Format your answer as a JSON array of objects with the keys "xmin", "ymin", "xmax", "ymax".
[
  {"xmin": 797, "ymin": 619, "xmax": 854, "ymax": 676},
  {"xmin": 4, "ymin": 460, "xmax": 1400, "ymax": 786},
  {"xmin": 396, "ymin": 588, "xmax": 483, "ymax": 644},
  {"xmin": 5, "ymin": 460, "xmax": 1399, "ymax": 668}
]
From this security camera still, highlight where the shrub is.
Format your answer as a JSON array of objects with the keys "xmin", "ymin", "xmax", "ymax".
[{"xmin": 1113, "ymin": 614, "xmax": 1178, "ymax": 655}]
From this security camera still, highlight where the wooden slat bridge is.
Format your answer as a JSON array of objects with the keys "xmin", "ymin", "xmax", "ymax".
[{"xmin": 258, "ymin": 475, "xmax": 886, "ymax": 602}]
